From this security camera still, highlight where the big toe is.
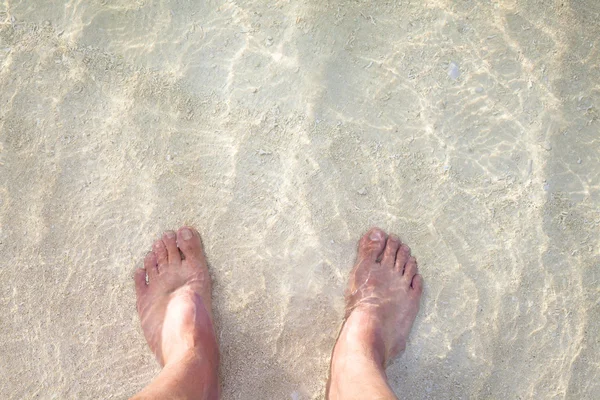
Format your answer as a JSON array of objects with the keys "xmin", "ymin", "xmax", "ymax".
[
  {"xmin": 357, "ymin": 227, "xmax": 387, "ymax": 262},
  {"xmin": 177, "ymin": 226, "xmax": 206, "ymax": 265}
]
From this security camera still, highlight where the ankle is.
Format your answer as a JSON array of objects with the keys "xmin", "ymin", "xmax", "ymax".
[
  {"xmin": 335, "ymin": 309, "xmax": 387, "ymax": 367},
  {"xmin": 134, "ymin": 348, "xmax": 220, "ymax": 400},
  {"xmin": 161, "ymin": 297, "xmax": 218, "ymax": 367},
  {"xmin": 329, "ymin": 342, "xmax": 389, "ymax": 400},
  {"xmin": 328, "ymin": 311, "xmax": 402, "ymax": 400},
  {"xmin": 163, "ymin": 339, "xmax": 219, "ymax": 370},
  {"xmin": 164, "ymin": 347, "xmax": 203, "ymax": 367}
]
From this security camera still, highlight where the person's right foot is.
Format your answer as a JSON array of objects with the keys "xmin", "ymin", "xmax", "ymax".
[{"xmin": 328, "ymin": 227, "xmax": 423, "ymax": 399}]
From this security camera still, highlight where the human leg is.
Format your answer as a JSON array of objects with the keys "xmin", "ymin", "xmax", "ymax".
[
  {"xmin": 327, "ymin": 228, "xmax": 423, "ymax": 400},
  {"xmin": 131, "ymin": 227, "xmax": 219, "ymax": 400}
]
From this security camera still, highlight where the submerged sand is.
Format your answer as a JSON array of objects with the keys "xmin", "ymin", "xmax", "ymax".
[{"xmin": 1, "ymin": 0, "xmax": 599, "ymax": 399}]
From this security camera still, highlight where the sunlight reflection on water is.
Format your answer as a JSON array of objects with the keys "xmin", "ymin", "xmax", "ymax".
[{"xmin": 0, "ymin": 0, "xmax": 599, "ymax": 399}]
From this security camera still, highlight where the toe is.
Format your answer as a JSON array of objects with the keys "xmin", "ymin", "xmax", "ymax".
[
  {"xmin": 144, "ymin": 251, "xmax": 158, "ymax": 280},
  {"xmin": 357, "ymin": 227, "xmax": 387, "ymax": 262},
  {"xmin": 153, "ymin": 239, "xmax": 168, "ymax": 271},
  {"xmin": 134, "ymin": 268, "xmax": 147, "ymax": 299},
  {"xmin": 404, "ymin": 256, "xmax": 418, "ymax": 282},
  {"xmin": 395, "ymin": 244, "xmax": 411, "ymax": 272},
  {"xmin": 411, "ymin": 274, "xmax": 424, "ymax": 294},
  {"xmin": 162, "ymin": 230, "xmax": 181, "ymax": 264},
  {"xmin": 381, "ymin": 235, "xmax": 401, "ymax": 267},
  {"xmin": 177, "ymin": 226, "xmax": 205, "ymax": 263}
]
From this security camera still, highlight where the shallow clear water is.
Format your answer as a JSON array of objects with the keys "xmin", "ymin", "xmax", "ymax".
[{"xmin": 0, "ymin": 1, "xmax": 599, "ymax": 399}]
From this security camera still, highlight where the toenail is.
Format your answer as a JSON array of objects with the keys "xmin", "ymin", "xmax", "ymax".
[
  {"xmin": 181, "ymin": 228, "xmax": 193, "ymax": 240},
  {"xmin": 369, "ymin": 230, "xmax": 384, "ymax": 241},
  {"xmin": 165, "ymin": 231, "xmax": 176, "ymax": 239}
]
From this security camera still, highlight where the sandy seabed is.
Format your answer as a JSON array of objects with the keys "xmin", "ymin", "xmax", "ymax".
[{"xmin": 0, "ymin": 1, "xmax": 599, "ymax": 399}]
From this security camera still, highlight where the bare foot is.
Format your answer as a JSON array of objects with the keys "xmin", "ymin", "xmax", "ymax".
[
  {"xmin": 134, "ymin": 226, "xmax": 218, "ymax": 372},
  {"xmin": 328, "ymin": 227, "xmax": 423, "ymax": 399}
]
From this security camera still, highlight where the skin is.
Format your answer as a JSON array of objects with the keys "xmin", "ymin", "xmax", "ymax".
[
  {"xmin": 131, "ymin": 227, "xmax": 422, "ymax": 400},
  {"xmin": 327, "ymin": 227, "xmax": 423, "ymax": 400},
  {"xmin": 132, "ymin": 227, "xmax": 219, "ymax": 400}
]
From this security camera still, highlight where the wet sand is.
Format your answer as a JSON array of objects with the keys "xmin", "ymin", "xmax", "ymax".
[{"xmin": 0, "ymin": 1, "xmax": 599, "ymax": 399}]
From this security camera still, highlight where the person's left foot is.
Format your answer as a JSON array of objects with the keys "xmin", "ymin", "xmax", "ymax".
[{"xmin": 134, "ymin": 227, "xmax": 218, "ymax": 367}]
